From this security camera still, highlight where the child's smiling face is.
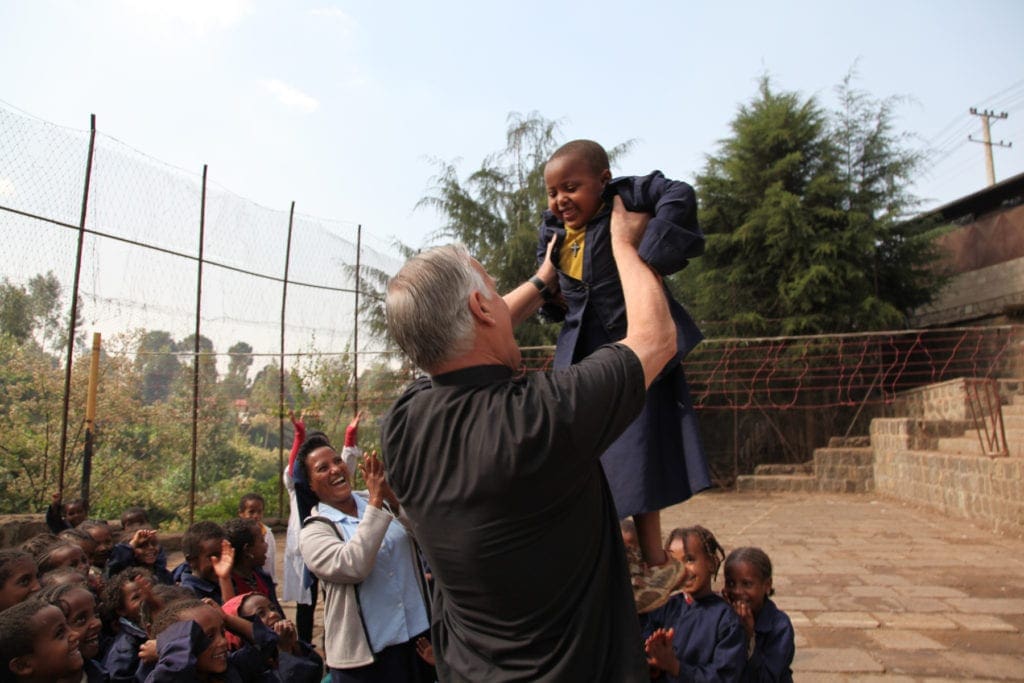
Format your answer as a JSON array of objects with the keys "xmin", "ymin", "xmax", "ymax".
[
  {"xmin": 119, "ymin": 579, "xmax": 147, "ymax": 623},
  {"xmin": 544, "ymin": 154, "xmax": 611, "ymax": 229},
  {"xmin": 64, "ymin": 501, "xmax": 88, "ymax": 528},
  {"xmin": 679, "ymin": 533, "xmax": 718, "ymax": 598},
  {"xmin": 239, "ymin": 593, "xmax": 281, "ymax": 628},
  {"xmin": 21, "ymin": 604, "xmax": 84, "ymax": 679},
  {"xmin": 132, "ymin": 531, "xmax": 161, "ymax": 566},
  {"xmin": 179, "ymin": 605, "xmax": 229, "ymax": 674},
  {"xmin": 0, "ymin": 556, "xmax": 40, "ymax": 610},
  {"xmin": 62, "ymin": 587, "xmax": 103, "ymax": 660},
  {"xmin": 724, "ymin": 560, "xmax": 771, "ymax": 616}
]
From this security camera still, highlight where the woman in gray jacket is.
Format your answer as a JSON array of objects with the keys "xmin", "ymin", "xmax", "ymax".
[{"xmin": 296, "ymin": 432, "xmax": 433, "ymax": 682}]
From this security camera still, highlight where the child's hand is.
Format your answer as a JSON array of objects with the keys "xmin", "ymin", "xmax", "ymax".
[
  {"xmin": 732, "ymin": 600, "xmax": 756, "ymax": 640},
  {"xmin": 138, "ymin": 638, "xmax": 158, "ymax": 664},
  {"xmin": 212, "ymin": 539, "xmax": 235, "ymax": 579},
  {"xmin": 537, "ymin": 234, "xmax": 558, "ymax": 286},
  {"xmin": 644, "ymin": 627, "xmax": 680, "ymax": 677},
  {"xmin": 415, "ymin": 636, "xmax": 436, "ymax": 666},
  {"xmin": 273, "ymin": 619, "xmax": 298, "ymax": 653},
  {"xmin": 129, "ymin": 528, "xmax": 157, "ymax": 548}
]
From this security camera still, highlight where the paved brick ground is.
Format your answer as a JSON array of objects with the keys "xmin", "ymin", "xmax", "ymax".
[
  {"xmin": 660, "ymin": 491, "xmax": 1024, "ymax": 681},
  {"xmin": 267, "ymin": 490, "xmax": 1024, "ymax": 681}
]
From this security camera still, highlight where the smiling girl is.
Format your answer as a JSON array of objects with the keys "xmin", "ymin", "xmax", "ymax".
[
  {"xmin": 723, "ymin": 547, "xmax": 795, "ymax": 683},
  {"xmin": 38, "ymin": 583, "xmax": 107, "ymax": 682},
  {"xmin": 641, "ymin": 525, "xmax": 747, "ymax": 682}
]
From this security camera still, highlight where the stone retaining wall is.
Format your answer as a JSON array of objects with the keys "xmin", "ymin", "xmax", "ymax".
[{"xmin": 872, "ymin": 417, "xmax": 1024, "ymax": 534}]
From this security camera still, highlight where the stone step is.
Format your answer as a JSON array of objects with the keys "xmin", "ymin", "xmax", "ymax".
[
  {"xmin": 813, "ymin": 447, "xmax": 874, "ymax": 468},
  {"xmin": 1002, "ymin": 414, "xmax": 1024, "ymax": 430},
  {"xmin": 937, "ymin": 434, "xmax": 1006, "ymax": 456},
  {"xmin": 754, "ymin": 461, "xmax": 813, "ymax": 476},
  {"xmin": 999, "ymin": 403, "xmax": 1024, "ymax": 419},
  {"xmin": 736, "ymin": 474, "xmax": 818, "ymax": 493},
  {"xmin": 827, "ymin": 435, "xmax": 870, "ymax": 448}
]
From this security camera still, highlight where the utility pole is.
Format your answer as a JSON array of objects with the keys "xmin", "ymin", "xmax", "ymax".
[{"xmin": 968, "ymin": 108, "xmax": 1012, "ymax": 186}]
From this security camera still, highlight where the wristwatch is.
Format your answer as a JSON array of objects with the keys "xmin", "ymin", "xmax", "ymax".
[{"xmin": 529, "ymin": 276, "xmax": 554, "ymax": 302}]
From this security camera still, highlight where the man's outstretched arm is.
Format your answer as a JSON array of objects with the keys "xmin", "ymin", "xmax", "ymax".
[{"xmin": 610, "ymin": 195, "xmax": 676, "ymax": 388}]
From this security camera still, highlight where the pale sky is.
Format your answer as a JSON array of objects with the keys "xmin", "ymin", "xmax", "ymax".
[{"xmin": 2, "ymin": 0, "xmax": 1023, "ymax": 253}]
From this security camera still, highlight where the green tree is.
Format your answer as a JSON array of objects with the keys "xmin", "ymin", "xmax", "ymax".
[
  {"xmin": 0, "ymin": 271, "xmax": 67, "ymax": 349},
  {"xmin": 688, "ymin": 75, "xmax": 937, "ymax": 336},
  {"xmin": 832, "ymin": 72, "xmax": 943, "ymax": 317},
  {"xmin": 222, "ymin": 341, "xmax": 253, "ymax": 399},
  {"xmin": 0, "ymin": 278, "xmax": 32, "ymax": 343},
  {"xmin": 135, "ymin": 330, "xmax": 180, "ymax": 404}
]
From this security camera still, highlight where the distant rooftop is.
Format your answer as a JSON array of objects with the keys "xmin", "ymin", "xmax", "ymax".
[{"xmin": 923, "ymin": 171, "xmax": 1024, "ymax": 224}]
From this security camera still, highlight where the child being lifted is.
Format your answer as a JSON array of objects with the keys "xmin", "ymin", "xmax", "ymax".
[{"xmin": 535, "ymin": 139, "xmax": 710, "ymax": 612}]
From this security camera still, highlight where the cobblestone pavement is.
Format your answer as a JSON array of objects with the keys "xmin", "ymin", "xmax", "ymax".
[
  {"xmin": 661, "ymin": 491, "xmax": 1024, "ymax": 681},
  {"xmin": 271, "ymin": 491, "xmax": 1024, "ymax": 681}
]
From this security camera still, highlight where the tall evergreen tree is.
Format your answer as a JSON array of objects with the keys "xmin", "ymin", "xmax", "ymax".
[
  {"xmin": 689, "ymin": 75, "xmax": 938, "ymax": 336},
  {"xmin": 832, "ymin": 72, "xmax": 942, "ymax": 320}
]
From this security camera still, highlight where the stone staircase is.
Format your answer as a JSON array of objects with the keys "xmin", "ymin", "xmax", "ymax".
[
  {"xmin": 933, "ymin": 393, "xmax": 1024, "ymax": 456},
  {"xmin": 736, "ymin": 378, "xmax": 1024, "ymax": 496},
  {"xmin": 736, "ymin": 436, "xmax": 875, "ymax": 493}
]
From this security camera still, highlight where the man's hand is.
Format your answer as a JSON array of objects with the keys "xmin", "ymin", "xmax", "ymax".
[{"xmin": 610, "ymin": 195, "xmax": 651, "ymax": 248}]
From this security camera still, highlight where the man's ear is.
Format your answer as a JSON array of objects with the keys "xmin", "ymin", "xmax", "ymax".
[
  {"xmin": 468, "ymin": 290, "xmax": 495, "ymax": 326},
  {"xmin": 601, "ymin": 169, "xmax": 612, "ymax": 184}
]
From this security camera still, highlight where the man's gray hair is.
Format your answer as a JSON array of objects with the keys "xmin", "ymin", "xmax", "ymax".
[{"xmin": 386, "ymin": 244, "xmax": 491, "ymax": 372}]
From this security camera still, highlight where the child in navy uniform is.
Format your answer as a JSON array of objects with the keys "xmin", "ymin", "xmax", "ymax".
[
  {"xmin": 0, "ymin": 600, "xmax": 85, "ymax": 683},
  {"xmin": 101, "ymin": 568, "xmax": 155, "ymax": 682},
  {"xmin": 724, "ymin": 547, "xmax": 795, "ymax": 683},
  {"xmin": 641, "ymin": 526, "xmax": 746, "ymax": 681},
  {"xmin": 145, "ymin": 597, "xmax": 284, "ymax": 682},
  {"xmin": 224, "ymin": 592, "xmax": 323, "ymax": 682},
  {"xmin": 106, "ymin": 526, "xmax": 174, "ymax": 585},
  {"xmin": 536, "ymin": 139, "xmax": 710, "ymax": 611},
  {"xmin": 177, "ymin": 521, "xmax": 233, "ymax": 604},
  {"xmin": 37, "ymin": 583, "xmax": 107, "ymax": 682}
]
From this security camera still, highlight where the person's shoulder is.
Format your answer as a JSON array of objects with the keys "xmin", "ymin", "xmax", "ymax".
[{"xmin": 758, "ymin": 598, "xmax": 794, "ymax": 632}]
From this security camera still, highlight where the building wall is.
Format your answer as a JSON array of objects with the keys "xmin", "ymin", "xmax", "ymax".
[{"xmin": 912, "ymin": 256, "xmax": 1024, "ymax": 327}]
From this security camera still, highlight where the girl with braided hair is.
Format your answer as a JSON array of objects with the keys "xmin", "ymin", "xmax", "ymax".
[{"xmin": 641, "ymin": 525, "xmax": 747, "ymax": 682}]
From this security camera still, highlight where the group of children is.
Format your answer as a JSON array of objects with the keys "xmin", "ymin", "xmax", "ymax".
[
  {"xmin": 621, "ymin": 521, "xmax": 796, "ymax": 682},
  {"xmin": 1, "ymin": 494, "xmax": 322, "ymax": 682}
]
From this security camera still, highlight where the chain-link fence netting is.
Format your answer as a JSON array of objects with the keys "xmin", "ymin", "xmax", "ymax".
[{"xmin": 1, "ymin": 105, "xmax": 405, "ymax": 523}]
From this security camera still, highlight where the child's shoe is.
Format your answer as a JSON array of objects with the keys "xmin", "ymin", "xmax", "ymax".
[{"xmin": 628, "ymin": 546, "xmax": 685, "ymax": 613}]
